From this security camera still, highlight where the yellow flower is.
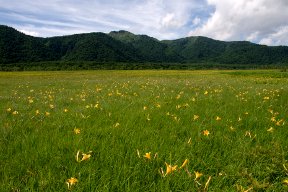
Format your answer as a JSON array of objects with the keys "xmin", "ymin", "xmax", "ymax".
[
  {"xmin": 35, "ymin": 110, "xmax": 40, "ymax": 115},
  {"xmin": 74, "ymin": 128, "xmax": 80, "ymax": 134},
  {"xmin": 76, "ymin": 150, "xmax": 92, "ymax": 162},
  {"xmin": 165, "ymin": 162, "xmax": 178, "ymax": 176},
  {"xmin": 203, "ymin": 130, "xmax": 210, "ymax": 136},
  {"xmin": 204, "ymin": 176, "xmax": 212, "ymax": 191},
  {"xmin": 283, "ymin": 179, "xmax": 288, "ymax": 185},
  {"xmin": 64, "ymin": 109, "xmax": 68, "ymax": 112},
  {"xmin": 143, "ymin": 152, "xmax": 151, "ymax": 160},
  {"xmin": 204, "ymin": 91, "xmax": 208, "ymax": 95},
  {"xmin": 6, "ymin": 108, "xmax": 12, "ymax": 112},
  {"xmin": 28, "ymin": 99, "xmax": 34, "ymax": 104},
  {"xmin": 245, "ymin": 131, "xmax": 252, "ymax": 138},
  {"xmin": 12, "ymin": 111, "xmax": 18, "ymax": 115},
  {"xmin": 136, "ymin": 149, "xmax": 141, "ymax": 158},
  {"xmin": 146, "ymin": 114, "xmax": 151, "ymax": 121},
  {"xmin": 45, "ymin": 112, "xmax": 50, "ymax": 116},
  {"xmin": 276, "ymin": 119, "xmax": 284, "ymax": 126},
  {"xmin": 114, "ymin": 122, "xmax": 120, "ymax": 128},
  {"xmin": 263, "ymin": 96, "xmax": 270, "ymax": 100},
  {"xmin": 267, "ymin": 127, "xmax": 274, "ymax": 132},
  {"xmin": 194, "ymin": 171, "xmax": 203, "ymax": 180},
  {"xmin": 49, "ymin": 104, "xmax": 54, "ymax": 109},
  {"xmin": 66, "ymin": 177, "xmax": 78, "ymax": 189},
  {"xmin": 143, "ymin": 106, "xmax": 147, "ymax": 110},
  {"xmin": 216, "ymin": 116, "xmax": 221, "ymax": 121},
  {"xmin": 81, "ymin": 153, "xmax": 91, "ymax": 161},
  {"xmin": 193, "ymin": 115, "xmax": 199, "ymax": 121},
  {"xmin": 180, "ymin": 159, "xmax": 189, "ymax": 169}
]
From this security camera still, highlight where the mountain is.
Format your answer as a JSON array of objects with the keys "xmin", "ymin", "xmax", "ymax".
[
  {"xmin": 109, "ymin": 30, "xmax": 183, "ymax": 62},
  {"xmin": 45, "ymin": 32, "xmax": 140, "ymax": 62},
  {"xmin": 0, "ymin": 25, "xmax": 56, "ymax": 63},
  {"xmin": 1, "ymin": 25, "xmax": 288, "ymax": 66}
]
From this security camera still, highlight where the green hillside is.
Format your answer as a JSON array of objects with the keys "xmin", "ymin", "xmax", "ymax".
[
  {"xmin": 1, "ymin": 25, "xmax": 288, "ymax": 68},
  {"xmin": 0, "ymin": 25, "xmax": 56, "ymax": 63},
  {"xmin": 109, "ymin": 30, "xmax": 182, "ymax": 62},
  {"xmin": 46, "ymin": 32, "xmax": 139, "ymax": 62}
]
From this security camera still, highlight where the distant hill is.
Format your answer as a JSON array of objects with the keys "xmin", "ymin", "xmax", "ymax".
[{"xmin": 1, "ymin": 25, "xmax": 288, "ymax": 66}]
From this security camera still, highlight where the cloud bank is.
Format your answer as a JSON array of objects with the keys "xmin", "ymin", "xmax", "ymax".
[
  {"xmin": 189, "ymin": 0, "xmax": 288, "ymax": 45},
  {"xmin": 0, "ymin": 0, "xmax": 288, "ymax": 45}
]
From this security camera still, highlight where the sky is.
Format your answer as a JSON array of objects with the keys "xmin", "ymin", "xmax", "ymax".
[{"xmin": 1, "ymin": 0, "xmax": 288, "ymax": 46}]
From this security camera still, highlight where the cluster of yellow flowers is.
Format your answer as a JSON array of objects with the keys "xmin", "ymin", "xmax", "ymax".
[
  {"xmin": 136, "ymin": 149, "xmax": 211, "ymax": 189},
  {"xmin": 66, "ymin": 128, "xmax": 92, "ymax": 190}
]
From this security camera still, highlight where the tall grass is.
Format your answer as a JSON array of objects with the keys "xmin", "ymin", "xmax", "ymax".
[{"xmin": 0, "ymin": 70, "xmax": 287, "ymax": 191}]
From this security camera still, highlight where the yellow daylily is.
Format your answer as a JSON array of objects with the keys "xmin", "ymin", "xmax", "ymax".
[
  {"xmin": 74, "ymin": 128, "xmax": 81, "ymax": 134},
  {"xmin": 203, "ymin": 130, "xmax": 210, "ymax": 136},
  {"xmin": 267, "ymin": 127, "xmax": 274, "ymax": 132},
  {"xmin": 180, "ymin": 159, "xmax": 189, "ymax": 169},
  {"xmin": 81, "ymin": 153, "xmax": 91, "ymax": 161},
  {"xmin": 194, "ymin": 171, "xmax": 203, "ymax": 180},
  {"xmin": 76, "ymin": 150, "xmax": 92, "ymax": 162},
  {"xmin": 276, "ymin": 119, "xmax": 284, "ymax": 126},
  {"xmin": 165, "ymin": 162, "xmax": 178, "ymax": 176},
  {"xmin": 143, "ymin": 152, "xmax": 151, "ymax": 160},
  {"xmin": 12, "ymin": 111, "xmax": 19, "ymax": 115},
  {"xmin": 66, "ymin": 177, "xmax": 78, "ymax": 190},
  {"xmin": 136, "ymin": 149, "xmax": 141, "ymax": 158}
]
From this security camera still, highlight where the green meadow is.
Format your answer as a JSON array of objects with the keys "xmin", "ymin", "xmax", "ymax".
[{"xmin": 0, "ymin": 70, "xmax": 287, "ymax": 191}]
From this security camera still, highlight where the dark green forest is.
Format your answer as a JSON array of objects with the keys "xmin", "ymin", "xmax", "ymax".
[{"xmin": 0, "ymin": 25, "xmax": 288, "ymax": 70}]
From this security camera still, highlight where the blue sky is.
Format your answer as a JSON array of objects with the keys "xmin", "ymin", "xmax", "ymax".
[{"xmin": 1, "ymin": 0, "xmax": 288, "ymax": 45}]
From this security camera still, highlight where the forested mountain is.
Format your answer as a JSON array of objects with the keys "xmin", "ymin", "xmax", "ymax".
[{"xmin": 1, "ymin": 25, "xmax": 288, "ymax": 65}]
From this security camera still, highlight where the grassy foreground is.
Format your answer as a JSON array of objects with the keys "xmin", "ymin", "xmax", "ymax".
[{"xmin": 0, "ymin": 70, "xmax": 287, "ymax": 191}]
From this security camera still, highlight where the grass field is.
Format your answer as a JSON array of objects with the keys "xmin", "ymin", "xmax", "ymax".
[{"xmin": 0, "ymin": 70, "xmax": 287, "ymax": 191}]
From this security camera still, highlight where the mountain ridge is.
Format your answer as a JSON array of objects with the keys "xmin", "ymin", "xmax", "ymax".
[{"xmin": 1, "ymin": 25, "xmax": 288, "ymax": 65}]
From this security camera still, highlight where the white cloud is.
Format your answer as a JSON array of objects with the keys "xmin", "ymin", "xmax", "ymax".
[
  {"xmin": 259, "ymin": 26, "xmax": 288, "ymax": 45},
  {"xmin": 19, "ymin": 29, "xmax": 39, "ymax": 36},
  {"xmin": 0, "ymin": 0, "xmax": 208, "ymax": 40},
  {"xmin": 192, "ymin": 17, "xmax": 201, "ymax": 26},
  {"xmin": 189, "ymin": 0, "xmax": 288, "ymax": 45},
  {"xmin": 1, "ymin": 0, "xmax": 288, "ymax": 45},
  {"xmin": 161, "ymin": 13, "xmax": 184, "ymax": 29},
  {"xmin": 246, "ymin": 32, "xmax": 260, "ymax": 42}
]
